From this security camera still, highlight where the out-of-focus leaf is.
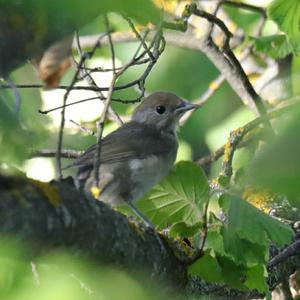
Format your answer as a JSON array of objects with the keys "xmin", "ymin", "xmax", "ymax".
[
  {"xmin": 138, "ymin": 161, "xmax": 209, "ymax": 229},
  {"xmin": 214, "ymin": 255, "xmax": 247, "ymax": 289},
  {"xmin": 268, "ymin": 0, "xmax": 300, "ymax": 53},
  {"xmin": 221, "ymin": 227, "xmax": 267, "ymax": 266},
  {"xmin": 169, "ymin": 221, "xmax": 202, "ymax": 238},
  {"xmin": 247, "ymin": 108, "xmax": 300, "ymax": 204},
  {"xmin": 189, "ymin": 252, "xmax": 224, "ymax": 282},
  {"xmin": 250, "ymin": 34, "xmax": 293, "ymax": 59},
  {"xmin": 37, "ymin": 36, "xmax": 73, "ymax": 87},
  {"xmin": 219, "ymin": 195, "xmax": 294, "ymax": 247},
  {"xmin": 245, "ymin": 265, "xmax": 268, "ymax": 293},
  {"xmin": 0, "ymin": 0, "xmax": 159, "ymax": 75},
  {"xmin": 206, "ymin": 226, "xmax": 267, "ymax": 267},
  {"xmin": 0, "ymin": 92, "xmax": 35, "ymax": 167}
]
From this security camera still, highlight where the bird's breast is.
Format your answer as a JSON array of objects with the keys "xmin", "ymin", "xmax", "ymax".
[{"xmin": 128, "ymin": 153, "xmax": 175, "ymax": 201}]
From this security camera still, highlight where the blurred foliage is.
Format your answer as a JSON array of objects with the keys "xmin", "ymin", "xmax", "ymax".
[
  {"xmin": 268, "ymin": 0, "xmax": 300, "ymax": 53},
  {"xmin": 1, "ymin": 0, "xmax": 300, "ymax": 297},
  {"xmin": 0, "ymin": 239, "xmax": 170, "ymax": 300},
  {"xmin": 248, "ymin": 107, "xmax": 300, "ymax": 204},
  {"xmin": 0, "ymin": 0, "xmax": 159, "ymax": 75},
  {"xmin": 250, "ymin": 34, "xmax": 293, "ymax": 59}
]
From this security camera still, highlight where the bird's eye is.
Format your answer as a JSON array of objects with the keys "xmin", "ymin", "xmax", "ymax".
[{"xmin": 155, "ymin": 105, "xmax": 166, "ymax": 114}]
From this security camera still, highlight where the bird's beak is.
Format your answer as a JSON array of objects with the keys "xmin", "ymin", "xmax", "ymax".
[{"xmin": 175, "ymin": 101, "xmax": 198, "ymax": 114}]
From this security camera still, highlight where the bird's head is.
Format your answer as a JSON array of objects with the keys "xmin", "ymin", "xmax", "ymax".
[{"xmin": 132, "ymin": 92, "xmax": 197, "ymax": 133}]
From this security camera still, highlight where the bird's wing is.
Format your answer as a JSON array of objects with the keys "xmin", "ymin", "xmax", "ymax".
[{"xmin": 72, "ymin": 122, "xmax": 175, "ymax": 168}]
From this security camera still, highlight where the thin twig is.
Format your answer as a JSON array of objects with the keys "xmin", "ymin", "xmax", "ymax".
[
  {"xmin": 31, "ymin": 149, "xmax": 82, "ymax": 159},
  {"xmin": 70, "ymin": 119, "xmax": 95, "ymax": 136},
  {"xmin": 104, "ymin": 15, "xmax": 116, "ymax": 75},
  {"xmin": 220, "ymin": 0, "xmax": 266, "ymax": 18},
  {"xmin": 39, "ymin": 95, "xmax": 142, "ymax": 115},
  {"xmin": 125, "ymin": 17, "xmax": 155, "ymax": 61},
  {"xmin": 56, "ymin": 32, "xmax": 111, "ymax": 179},
  {"xmin": 268, "ymin": 239, "xmax": 300, "ymax": 268},
  {"xmin": 92, "ymin": 29, "xmax": 154, "ymax": 185},
  {"xmin": 218, "ymin": 101, "xmax": 300, "ymax": 181},
  {"xmin": 6, "ymin": 77, "xmax": 22, "ymax": 116},
  {"xmin": 74, "ymin": 31, "xmax": 123, "ymax": 126},
  {"xmin": 56, "ymin": 55, "xmax": 86, "ymax": 179},
  {"xmin": 197, "ymin": 128, "xmax": 262, "ymax": 166}
]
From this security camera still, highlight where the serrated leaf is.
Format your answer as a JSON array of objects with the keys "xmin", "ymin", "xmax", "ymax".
[
  {"xmin": 138, "ymin": 161, "xmax": 209, "ymax": 229},
  {"xmin": 215, "ymin": 255, "xmax": 248, "ymax": 289},
  {"xmin": 220, "ymin": 195, "xmax": 294, "ymax": 247},
  {"xmin": 268, "ymin": 0, "xmax": 300, "ymax": 53},
  {"xmin": 169, "ymin": 221, "xmax": 202, "ymax": 238},
  {"xmin": 207, "ymin": 227, "xmax": 267, "ymax": 267},
  {"xmin": 245, "ymin": 265, "xmax": 268, "ymax": 293},
  {"xmin": 250, "ymin": 34, "xmax": 293, "ymax": 59},
  {"xmin": 221, "ymin": 227, "xmax": 268, "ymax": 266},
  {"xmin": 189, "ymin": 252, "xmax": 224, "ymax": 282}
]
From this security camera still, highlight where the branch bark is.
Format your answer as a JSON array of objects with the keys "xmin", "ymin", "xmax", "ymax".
[
  {"xmin": 0, "ymin": 174, "xmax": 186, "ymax": 287},
  {"xmin": 1, "ymin": 174, "xmax": 300, "ymax": 299}
]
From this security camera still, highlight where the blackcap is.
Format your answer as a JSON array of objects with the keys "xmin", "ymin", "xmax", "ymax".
[{"xmin": 71, "ymin": 91, "xmax": 197, "ymax": 226}]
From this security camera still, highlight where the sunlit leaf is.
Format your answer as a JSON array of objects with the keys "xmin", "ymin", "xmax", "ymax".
[
  {"xmin": 268, "ymin": 0, "xmax": 300, "ymax": 53},
  {"xmin": 250, "ymin": 34, "xmax": 293, "ymax": 59},
  {"xmin": 138, "ymin": 161, "xmax": 209, "ymax": 229}
]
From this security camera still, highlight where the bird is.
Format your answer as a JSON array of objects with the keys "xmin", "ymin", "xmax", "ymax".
[{"xmin": 68, "ymin": 91, "xmax": 197, "ymax": 227}]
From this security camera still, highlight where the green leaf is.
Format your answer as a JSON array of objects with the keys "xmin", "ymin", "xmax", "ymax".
[
  {"xmin": 268, "ymin": 0, "xmax": 300, "ymax": 53},
  {"xmin": 245, "ymin": 265, "xmax": 268, "ymax": 293},
  {"xmin": 247, "ymin": 109, "xmax": 300, "ymax": 203},
  {"xmin": 0, "ymin": 92, "xmax": 35, "ymax": 167},
  {"xmin": 189, "ymin": 252, "xmax": 224, "ymax": 282},
  {"xmin": 169, "ymin": 221, "xmax": 202, "ymax": 238},
  {"xmin": 215, "ymin": 255, "xmax": 248, "ymax": 289},
  {"xmin": 138, "ymin": 161, "xmax": 209, "ymax": 229},
  {"xmin": 207, "ymin": 227, "xmax": 267, "ymax": 267},
  {"xmin": 221, "ymin": 227, "xmax": 268, "ymax": 266},
  {"xmin": 0, "ymin": 0, "xmax": 159, "ymax": 75},
  {"xmin": 220, "ymin": 195, "xmax": 294, "ymax": 247},
  {"xmin": 250, "ymin": 34, "xmax": 293, "ymax": 59}
]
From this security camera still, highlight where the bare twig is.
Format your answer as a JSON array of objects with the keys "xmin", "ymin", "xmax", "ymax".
[
  {"xmin": 38, "ymin": 95, "xmax": 143, "ymax": 115},
  {"xmin": 125, "ymin": 17, "xmax": 154, "ymax": 61},
  {"xmin": 219, "ymin": 0, "xmax": 266, "ymax": 18},
  {"xmin": 31, "ymin": 149, "xmax": 82, "ymax": 159},
  {"xmin": 104, "ymin": 15, "xmax": 116, "ymax": 75},
  {"xmin": 217, "ymin": 101, "xmax": 300, "ymax": 181},
  {"xmin": 93, "ymin": 74, "xmax": 117, "ymax": 185},
  {"xmin": 197, "ymin": 128, "xmax": 262, "ymax": 166},
  {"xmin": 74, "ymin": 31, "xmax": 123, "ymax": 126},
  {"xmin": 70, "ymin": 119, "xmax": 95, "ymax": 136},
  {"xmin": 92, "ymin": 29, "xmax": 157, "ymax": 185},
  {"xmin": 6, "ymin": 77, "xmax": 22, "ymax": 116},
  {"xmin": 56, "ymin": 55, "xmax": 86, "ymax": 179},
  {"xmin": 269, "ymin": 238, "xmax": 300, "ymax": 268}
]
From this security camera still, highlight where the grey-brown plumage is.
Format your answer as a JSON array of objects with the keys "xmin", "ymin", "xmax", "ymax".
[{"xmin": 71, "ymin": 92, "xmax": 197, "ymax": 208}]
